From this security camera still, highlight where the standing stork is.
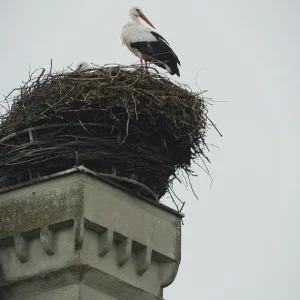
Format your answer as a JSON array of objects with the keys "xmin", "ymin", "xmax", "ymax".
[{"xmin": 121, "ymin": 6, "xmax": 181, "ymax": 76}]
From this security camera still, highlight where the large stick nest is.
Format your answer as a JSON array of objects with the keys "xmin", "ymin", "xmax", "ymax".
[{"xmin": 0, "ymin": 64, "xmax": 210, "ymax": 204}]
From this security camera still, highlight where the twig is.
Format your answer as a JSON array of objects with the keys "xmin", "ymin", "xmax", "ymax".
[{"xmin": 207, "ymin": 116, "xmax": 223, "ymax": 137}]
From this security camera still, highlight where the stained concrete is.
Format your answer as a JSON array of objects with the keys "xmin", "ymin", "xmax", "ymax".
[{"xmin": 0, "ymin": 170, "xmax": 182, "ymax": 299}]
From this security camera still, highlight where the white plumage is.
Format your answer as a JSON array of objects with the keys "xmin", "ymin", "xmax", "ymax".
[
  {"xmin": 121, "ymin": 20, "xmax": 157, "ymax": 46},
  {"xmin": 75, "ymin": 61, "xmax": 90, "ymax": 72},
  {"xmin": 121, "ymin": 6, "xmax": 181, "ymax": 76}
]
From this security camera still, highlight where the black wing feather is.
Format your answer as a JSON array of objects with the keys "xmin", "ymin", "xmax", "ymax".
[
  {"xmin": 150, "ymin": 31, "xmax": 181, "ymax": 66},
  {"xmin": 150, "ymin": 31, "xmax": 170, "ymax": 46},
  {"xmin": 130, "ymin": 31, "xmax": 181, "ymax": 76}
]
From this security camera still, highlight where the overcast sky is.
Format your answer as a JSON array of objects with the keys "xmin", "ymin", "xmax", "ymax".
[{"xmin": 1, "ymin": 0, "xmax": 300, "ymax": 299}]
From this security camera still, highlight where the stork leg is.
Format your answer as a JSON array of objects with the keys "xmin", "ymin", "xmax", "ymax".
[
  {"xmin": 144, "ymin": 60, "xmax": 148, "ymax": 72},
  {"xmin": 140, "ymin": 59, "xmax": 148, "ymax": 73}
]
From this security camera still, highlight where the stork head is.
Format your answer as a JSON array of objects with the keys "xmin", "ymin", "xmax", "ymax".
[
  {"xmin": 129, "ymin": 6, "xmax": 155, "ymax": 29},
  {"xmin": 75, "ymin": 61, "xmax": 90, "ymax": 72}
]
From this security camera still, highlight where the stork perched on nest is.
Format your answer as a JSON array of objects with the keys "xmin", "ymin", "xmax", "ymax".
[
  {"xmin": 121, "ymin": 6, "xmax": 181, "ymax": 77},
  {"xmin": 75, "ymin": 61, "xmax": 90, "ymax": 72}
]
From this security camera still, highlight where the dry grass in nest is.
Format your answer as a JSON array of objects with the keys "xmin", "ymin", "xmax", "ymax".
[{"xmin": 0, "ymin": 63, "xmax": 216, "ymax": 207}]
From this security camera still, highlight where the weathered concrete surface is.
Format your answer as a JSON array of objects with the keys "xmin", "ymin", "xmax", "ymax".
[{"xmin": 0, "ymin": 171, "xmax": 182, "ymax": 300}]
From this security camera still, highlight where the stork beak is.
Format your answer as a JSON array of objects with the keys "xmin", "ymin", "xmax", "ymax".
[{"xmin": 139, "ymin": 13, "xmax": 155, "ymax": 29}]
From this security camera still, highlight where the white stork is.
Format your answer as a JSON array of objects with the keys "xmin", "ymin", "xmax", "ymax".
[
  {"xmin": 75, "ymin": 61, "xmax": 90, "ymax": 72},
  {"xmin": 121, "ymin": 6, "xmax": 181, "ymax": 77}
]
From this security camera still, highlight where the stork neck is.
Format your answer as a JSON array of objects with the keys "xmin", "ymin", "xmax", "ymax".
[{"xmin": 130, "ymin": 14, "xmax": 141, "ymax": 24}]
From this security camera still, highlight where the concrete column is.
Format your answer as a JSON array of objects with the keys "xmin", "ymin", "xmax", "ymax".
[{"xmin": 0, "ymin": 170, "xmax": 182, "ymax": 300}]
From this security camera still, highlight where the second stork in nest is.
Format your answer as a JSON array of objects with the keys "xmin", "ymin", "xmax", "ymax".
[
  {"xmin": 75, "ymin": 61, "xmax": 90, "ymax": 72},
  {"xmin": 121, "ymin": 6, "xmax": 181, "ymax": 77}
]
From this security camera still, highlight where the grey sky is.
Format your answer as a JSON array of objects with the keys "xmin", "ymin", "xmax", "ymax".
[{"xmin": 1, "ymin": 0, "xmax": 300, "ymax": 299}]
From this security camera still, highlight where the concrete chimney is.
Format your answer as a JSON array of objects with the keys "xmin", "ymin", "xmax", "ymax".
[{"xmin": 0, "ymin": 169, "xmax": 182, "ymax": 299}]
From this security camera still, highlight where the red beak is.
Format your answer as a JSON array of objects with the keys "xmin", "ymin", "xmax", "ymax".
[{"xmin": 139, "ymin": 13, "xmax": 156, "ymax": 29}]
